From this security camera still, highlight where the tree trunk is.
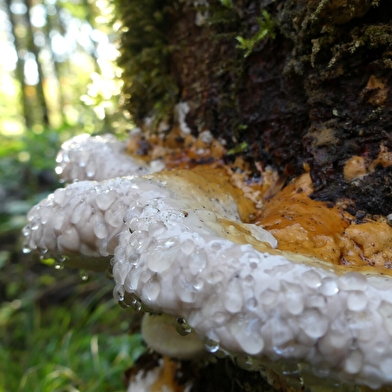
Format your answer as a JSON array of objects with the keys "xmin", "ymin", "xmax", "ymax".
[
  {"xmin": 115, "ymin": 1, "xmax": 392, "ymax": 389},
  {"xmin": 116, "ymin": 0, "xmax": 392, "ymax": 218},
  {"xmin": 4, "ymin": 0, "xmax": 33, "ymax": 128},
  {"xmin": 24, "ymin": 0, "xmax": 50, "ymax": 127}
]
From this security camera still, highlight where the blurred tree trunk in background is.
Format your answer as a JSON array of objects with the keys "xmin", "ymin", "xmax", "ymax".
[
  {"xmin": 116, "ymin": 0, "xmax": 392, "ymax": 220},
  {"xmin": 4, "ymin": 0, "xmax": 32, "ymax": 128},
  {"xmin": 23, "ymin": 0, "xmax": 50, "ymax": 127},
  {"xmin": 43, "ymin": 3, "xmax": 66, "ymax": 125},
  {"xmin": 1, "ymin": 0, "xmax": 116, "ymax": 133}
]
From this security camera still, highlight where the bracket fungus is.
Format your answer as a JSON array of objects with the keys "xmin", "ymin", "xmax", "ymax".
[
  {"xmin": 23, "ymin": 133, "xmax": 392, "ymax": 390},
  {"xmin": 55, "ymin": 133, "xmax": 152, "ymax": 182}
]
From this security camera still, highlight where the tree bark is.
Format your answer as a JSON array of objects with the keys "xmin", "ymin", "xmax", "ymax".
[
  {"xmin": 116, "ymin": 0, "xmax": 392, "ymax": 218},
  {"xmin": 24, "ymin": 0, "xmax": 50, "ymax": 127}
]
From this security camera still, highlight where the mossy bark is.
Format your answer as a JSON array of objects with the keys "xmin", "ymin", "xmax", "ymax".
[
  {"xmin": 115, "ymin": 2, "xmax": 392, "ymax": 388},
  {"xmin": 116, "ymin": 0, "xmax": 392, "ymax": 214}
]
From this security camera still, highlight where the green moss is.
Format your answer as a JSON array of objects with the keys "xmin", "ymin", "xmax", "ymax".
[
  {"xmin": 115, "ymin": 0, "xmax": 277, "ymax": 136},
  {"xmin": 219, "ymin": 0, "xmax": 234, "ymax": 9},
  {"xmin": 236, "ymin": 10, "xmax": 276, "ymax": 57},
  {"xmin": 114, "ymin": 0, "xmax": 179, "ymax": 126}
]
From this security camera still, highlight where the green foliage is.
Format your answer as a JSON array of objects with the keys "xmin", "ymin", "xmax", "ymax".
[
  {"xmin": 236, "ymin": 10, "xmax": 276, "ymax": 57},
  {"xmin": 219, "ymin": 0, "xmax": 234, "ymax": 8},
  {"xmin": 0, "ymin": 277, "xmax": 144, "ymax": 391},
  {"xmin": 227, "ymin": 141, "xmax": 248, "ymax": 155},
  {"xmin": 115, "ymin": 0, "xmax": 179, "ymax": 125},
  {"xmin": 0, "ymin": 127, "xmax": 63, "ymax": 237}
]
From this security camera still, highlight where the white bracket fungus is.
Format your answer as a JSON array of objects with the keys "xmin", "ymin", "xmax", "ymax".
[
  {"xmin": 23, "ymin": 134, "xmax": 392, "ymax": 390},
  {"xmin": 55, "ymin": 133, "xmax": 151, "ymax": 182},
  {"xmin": 23, "ymin": 168, "xmax": 392, "ymax": 389}
]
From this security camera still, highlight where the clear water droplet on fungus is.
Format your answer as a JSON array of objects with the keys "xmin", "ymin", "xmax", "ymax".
[
  {"xmin": 175, "ymin": 317, "xmax": 192, "ymax": 336},
  {"xmin": 204, "ymin": 338, "xmax": 220, "ymax": 353},
  {"xmin": 22, "ymin": 246, "xmax": 31, "ymax": 254}
]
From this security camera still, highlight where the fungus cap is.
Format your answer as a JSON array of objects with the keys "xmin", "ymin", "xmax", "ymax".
[
  {"xmin": 23, "ymin": 168, "xmax": 392, "ymax": 389},
  {"xmin": 55, "ymin": 133, "xmax": 151, "ymax": 182}
]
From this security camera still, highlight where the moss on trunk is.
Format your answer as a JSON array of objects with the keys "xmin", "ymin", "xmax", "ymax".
[{"xmin": 115, "ymin": 0, "xmax": 392, "ymax": 216}]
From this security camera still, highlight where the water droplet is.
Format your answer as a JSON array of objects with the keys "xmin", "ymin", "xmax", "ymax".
[
  {"xmin": 210, "ymin": 241, "xmax": 222, "ymax": 252},
  {"xmin": 105, "ymin": 202, "xmax": 126, "ymax": 228},
  {"xmin": 30, "ymin": 219, "xmax": 39, "ymax": 230},
  {"xmin": 204, "ymin": 338, "xmax": 220, "ymax": 353},
  {"xmin": 282, "ymin": 362, "xmax": 299, "ymax": 377},
  {"xmin": 224, "ymin": 278, "xmax": 243, "ymax": 313},
  {"xmin": 80, "ymin": 270, "xmax": 88, "ymax": 281},
  {"xmin": 319, "ymin": 277, "xmax": 339, "ymax": 296},
  {"xmin": 339, "ymin": 272, "xmax": 368, "ymax": 292},
  {"xmin": 119, "ymin": 291, "xmax": 142, "ymax": 312},
  {"xmin": 206, "ymin": 270, "xmax": 224, "ymax": 284},
  {"xmin": 189, "ymin": 250, "xmax": 207, "ymax": 275},
  {"xmin": 214, "ymin": 348, "xmax": 229, "ymax": 358},
  {"xmin": 343, "ymin": 350, "xmax": 363, "ymax": 374},
  {"xmin": 78, "ymin": 150, "xmax": 90, "ymax": 167},
  {"xmin": 22, "ymin": 226, "xmax": 30, "ymax": 237},
  {"xmin": 38, "ymin": 247, "xmax": 48, "ymax": 254},
  {"xmin": 181, "ymin": 239, "xmax": 195, "ymax": 255},
  {"xmin": 59, "ymin": 255, "xmax": 69, "ymax": 263},
  {"xmin": 235, "ymin": 356, "xmax": 254, "ymax": 370},
  {"xmin": 118, "ymin": 299, "xmax": 130, "ymax": 309},
  {"xmin": 193, "ymin": 277, "xmax": 204, "ymax": 291},
  {"xmin": 213, "ymin": 312, "xmax": 227, "ymax": 325},
  {"xmin": 142, "ymin": 277, "xmax": 161, "ymax": 302},
  {"xmin": 54, "ymin": 262, "xmax": 64, "ymax": 270},
  {"xmin": 129, "ymin": 230, "xmax": 150, "ymax": 252},
  {"xmin": 347, "ymin": 291, "xmax": 367, "ymax": 312},
  {"xmin": 86, "ymin": 158, "xmax": 96, "ymax": 178},
  {"xmin": 70, "ymin": 202, "xmax": 86, "ymax": 225},
  {"xmin": 175, "ymin": 317, "xmax": 192, "ymax": 336},
  {"xmin": 260, "ymin": 288, "xmax": 278, "ymax": 306},
  {"xmin": 246, "ymin": 297, "xmax": 258, "ymax": 310},
  {"xmin": 53, "ymin": 188, "xmax": 66, "ymax": 206},
  {"xmin": 299, "ymin": 309, "xmax": 328, "ymax": 339},
  {"xmin": 302, "ymin": 270, "xmax": 322, "ymax": 289},
  {"xmin": 130, "ymin": 301, "xmax": 141, "ymax": 311},
  {"xmin": 244, "ymin": 252, "xmax": 260, "ymax": 269},
  {"xmin": 143, "ymin": 205, "xmax": 159, "ymax": 216},
  {"xmin": 96, "ymin": 190, "xmax": 117, "ymax": 210},
  {"xmin": 230, "ymin": 316, "xmax": 264, "ymax": 355},
  {"xmin": 22, "ymin": 246, "xmax": 31, "ymax": 254},
  {"xmin": 244, "ymin": 274, "xmax": 254, "ymax": 285},
  {"xmin": 93, "ymin": 217, "xmax": 108, "ymax": 239},
  {"xmin": 148, "ymin": 220, "xmax": 167, "ymax": 236}
]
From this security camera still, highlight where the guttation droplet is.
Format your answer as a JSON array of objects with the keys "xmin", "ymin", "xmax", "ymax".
[
  {"xmin": 117, "ymin": 292, "xmax": 142, "ymax": 311},
  {"xmin": 54, "ymin": 262, "xmax": 64, "ymax": 270},
  {"xmin": 80, "ymin": 270, "xmax": 88, "ymax": 281},
  {"xmin": 22, "ymin": 246, "xmax": 31, "ymax": 254},
  {"xmin": 204, "ymin": 337, "xmax": 220, "ymax": 353},
  {"xmin": 175, "ymin": 317, "xmax": 192, "ymax": 336},
  {"xmin": 118, "ymin": 297, "xmax": 130, "ymax": 309}
]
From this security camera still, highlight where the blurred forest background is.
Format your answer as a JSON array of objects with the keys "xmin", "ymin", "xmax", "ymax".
[{"xmin": 0, "ymin": 0, "xmax": 143, "ymax": 390}]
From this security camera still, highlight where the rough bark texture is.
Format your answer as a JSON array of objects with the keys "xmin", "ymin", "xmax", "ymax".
[
  {"xmin": 116, "ymin": 0, "xmax": 392, "ymax": 217},
  {"xmin": 114, "ymin": 2, "xmax": 392, "ymax": 389}
]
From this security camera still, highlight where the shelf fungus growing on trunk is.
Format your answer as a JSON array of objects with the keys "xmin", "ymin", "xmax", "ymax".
[{"xmin": 23, "ymin": 133, "xmax": 392, "ymax": 390}]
